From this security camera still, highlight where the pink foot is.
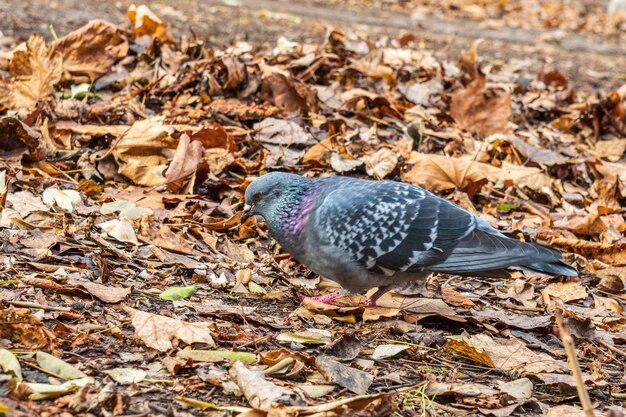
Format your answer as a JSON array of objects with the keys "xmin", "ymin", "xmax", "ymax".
[{"xmin": 298, "ymin": 290, "xmax": 351, "ymax": 306}]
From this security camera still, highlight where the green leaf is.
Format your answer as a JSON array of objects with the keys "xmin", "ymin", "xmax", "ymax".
[
  {"xmin": 175, "ymin": 396, "xmax": 250, "ymax": 413},
  {"xmin": 36, "ymin": 351, "xmax": 87, "ymax": 380},
  {"xmin": 70, "ymin": 83, "xmax": 92, "ymax": 99},
  {"xmin": 159, "ymin": 285, "xmax": 198, "ymax": 301},
  {"xmin": 372, "ymin": 344, "xmax": 410, "ymax": 359},
  {"xmin": 496, "ymin": 203, "xmax": 517, "ymax": 212},
  {"xmin": 102, "ymin": 367, "xmax": 147, "ymax": 384},
  {"xmin": 24, "ymin": 377, "xmax": 93, "ymax": 400},
  {"xmin": 0, "ymin": 349, "xmax": 22, "ymax": 380},
  {"xmin": 176, "ymin": 349, "xmax": 256, "ymax": 365}
]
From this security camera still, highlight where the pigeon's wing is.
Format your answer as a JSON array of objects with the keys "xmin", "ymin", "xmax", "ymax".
[{"xmin": 312, "ymin": 180, "xmax": 477, "ymax": 275}]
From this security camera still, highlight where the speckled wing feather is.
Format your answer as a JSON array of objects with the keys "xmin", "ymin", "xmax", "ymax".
[
  {"xmin": 312, "ymin": 180, "xmax": 476, "ymax": 275},
  {"xmin": 312, "ymin": 178, "xmax": 571, "ymax": 277}
]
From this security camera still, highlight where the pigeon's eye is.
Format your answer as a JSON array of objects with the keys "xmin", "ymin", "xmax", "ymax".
[{"xmin": 254, "ymin": 192, "xmax": 263, "ymax": 201}]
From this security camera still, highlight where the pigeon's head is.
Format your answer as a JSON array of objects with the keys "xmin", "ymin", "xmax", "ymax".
[{"xmin": 241, "ymin": 172, "xmax": 306, "ymax": 223}]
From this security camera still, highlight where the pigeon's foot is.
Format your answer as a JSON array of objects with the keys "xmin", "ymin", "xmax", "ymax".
[
  {"xmin": 298, "ymin": 289, "xmax": 351, "ymax": 306},
  {"xmin": 360, "ymin": 286, "xmax": 391, "ymax": 307}
]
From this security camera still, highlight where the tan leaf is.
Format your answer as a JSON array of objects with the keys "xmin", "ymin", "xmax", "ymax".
[
  {"xmin": 125, "ymin": 307, "xmax": 215, "ymax": 352},
  {"xmin": 66, "ymin": 278, "xmax": 131, "ymax": 303},
  {"xmin": 112, "ymin": 117, "xmax": 177, "ymax": 186},
  {"xmin": 3, "ymin": 34, "xmax": 61, "ymax": 116},
  {"xmin": 402, "ymin": 152, "xmax": 499, "ymax": 193},
  {"xmin": 448, "ymin": 332, "xmax": 568, "ymax": 374},
  {"xmin": 165, "ymin": 134, "xmax": 203, "ymax": 193},
  {"xmin": 593, "ymin": 138, "xmax": 626, "ymax": 162},
  {"xmin": 450, "ymin": 75, "xmax": 511, "ymax": 137},
  {"xmin": 127, "ymin": 4, "xmax": 173, "ymax": 41},
  {"xmin": 360, "ymin": 148, "xmax": 398, "ymax": 179},
  {"xmin": 51, "ymin": 20, "xmax": 129, "ymax": 82},
  {"xmin": 542, "ymin": 282, "xmax": 588, "ymax": 303}
]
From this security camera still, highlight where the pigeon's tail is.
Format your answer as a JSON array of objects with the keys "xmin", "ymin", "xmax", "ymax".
[
  {"xmin": 523, "ymin": 261, "xmax": 578, "ymax": 277},
  {"xmin": 426, "ymin": 229, "xmax": 577, "ymax": 277}
]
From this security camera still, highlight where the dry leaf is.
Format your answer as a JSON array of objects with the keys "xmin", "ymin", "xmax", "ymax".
[
  {"xmin": 165, "ymin": 134, "xmax": 203, "ymax": 193},
  {"xmin": 360, "ymin": 148, "xmax": 398, "ymax": 179},
  {"xmin": 52, "ymin": 20, "xmax": 129, "ymax": 81},
  {"xmin": 3, "ymin": 34, "xmax": 61, "ymax": 116},
  {"xmin": 450, "ymin": 75, "xmax": 511, "ymax": 137},
  {"xmin": 542, "ymin": 282, "xmax": 588, "ymax": 303},
  {"xmin": 125, "ymin": 307, "xmax": 215, "ymax": 352},
  {"xmin": 66, "ymin": 278, "xmax": 131, "ymax": 303},
  {"xmin": 127, "ymin": 4, "xmax": 173, "ymax": 41},
  {"xmin": 448, "ymin": 332, "xmax": 567, "ymax": 374}
]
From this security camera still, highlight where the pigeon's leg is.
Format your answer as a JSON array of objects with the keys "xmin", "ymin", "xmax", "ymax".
[
  {"xmin": 361, "ymin": 286, "xmax": 391, "ymax": 307},
  {"xmin": 298, "ymin": 289, "xmax": 352, "ymax": 305}
]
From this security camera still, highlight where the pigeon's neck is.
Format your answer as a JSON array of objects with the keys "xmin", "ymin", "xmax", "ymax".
[{"xmin": 267, "ymin": 181, "xmax": 321, "ymax": 252}]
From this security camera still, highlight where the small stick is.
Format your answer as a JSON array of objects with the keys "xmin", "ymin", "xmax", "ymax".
[
  {"xmin": 9, "ymin": 301, "xmax": 71, "ymax": 312},
  {"xmin": 555, "ymin": 310, "xmax": 595, "ymax": 417}
]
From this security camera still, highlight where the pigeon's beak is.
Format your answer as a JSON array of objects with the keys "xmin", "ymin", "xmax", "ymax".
[{"xmin": 241, "ymin": 204, "xmax": 252, "ymax": 223}]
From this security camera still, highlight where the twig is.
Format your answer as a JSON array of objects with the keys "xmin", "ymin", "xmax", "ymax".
[
  {"xmin": 8, "ymin": 301, "xmax": 71, "ymax": 312},
  {"xmin": 555, "ymin": 310, "xmax": 595, "ymax": 417}
]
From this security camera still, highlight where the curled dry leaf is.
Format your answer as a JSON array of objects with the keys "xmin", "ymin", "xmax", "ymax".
[
  {"xmin": 229, "ymin": 361, "xmax": 305, "ymax": 409},
  {"xmin": 99, "ymin": 219, "xmax": 139, "ymax": 245},
  {"xmin": 260, "ymin": 73, "xmax": 310, "ymax": 115},
  {"xmin": 164, "ymin": 134, "xmax": 204, "ymax": 193},
  {"xmin": 360, "ymin": 148, "xmax": 398, "ymax": 179},
  {"xmin": 112, "ymin": 117, "xmax": 177, "ymax": 186},
  {"xmin": 127, "ymin": 4, "xmax": 173, "ymax": 41},
  {"xmin": 51, "ymin": 20, "xmax": 129, "ymax": 82},
  {"xmin": 125, "ymin": 307, "xmax": 215, "ymax": 352},
  {"xmin": 0, "ymin": 116, "xmax": 46, "ymax": 163},
  {"xmin": 0, "ymin": 308, "xmax": 55, "ymax": 350}
]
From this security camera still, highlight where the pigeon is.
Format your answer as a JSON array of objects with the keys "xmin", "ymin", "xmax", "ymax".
[{"xmin": 241, "ymin": 172, "xmax": 578, "ymax": 305}]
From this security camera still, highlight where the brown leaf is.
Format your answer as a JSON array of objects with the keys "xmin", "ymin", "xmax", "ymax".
[
  {"xmin": 112, "ymin": 118, "xmax": 177, "ymax": 186},
  {"xmin": 448, "ymin": 332, "xmax": 568, "ymax": 374},
  {"xmin": 229, "ymin": 361, "xmax": 304, "ymax": 409},
  {"xmin": 51, "ymin": 20, "xmax": 129, "ymax": 82},
  {"xmin": 0, "ymin": 116, "xmax": 46, "ymax": 163},
  {"xmin": 450, "ymin": 75, "xmax": 511, "ymax": 137},
  {"xmin": 441, "ymin": 286, "xmax": 475, "ymax": 308},
  {"xmin": 445, "ymin": 339, "xmax": 496, "ymax": 368},
  {"xmin": 3, "ymin": 34, "xmax": 61, "ymax": 116},
  {"xmin": 402, "ymin": 152, "xmax": 499, "ymax": 193},
  {"xmin": 316, "ymin": 354, "xmax": 373, "ymax": 395},
  {"xmin": 165, "ymin": 134, "xmax": 203, "ymax": 193},
  {"xmin": 125, "ymin": 307, "xmax": 215, "ymax": 352},
  {"xmin": 65, "ymin": 278, "xmax": 131, "ymax": 303},
  {"xmin": 138, "ymin": 218, "xmax": 196, "ymax": 255},
  {"xmin": 0, "ymin": 307, "xmax": 55, "ymax": 350},
  {"xmin": 127, "ymin": 4, "xmax": 173, "ymax": 41},
  {"xmin": 546, "ymin": 236, "xmax": 626, "ymax": 266},
  {"xmin": 542, "ymin": 282, "xmax": 588, "ymax": 303},
  {"xmin": 260, "ymin": 73, "xmax": 310, "ymax": 115}
]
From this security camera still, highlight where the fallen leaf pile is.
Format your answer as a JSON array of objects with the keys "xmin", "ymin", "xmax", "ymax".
[{"xmin": 0, "ymin": 4, "xmax": 625, "ymax": 417}]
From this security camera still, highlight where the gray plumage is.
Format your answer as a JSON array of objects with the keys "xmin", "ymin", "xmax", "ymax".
[{"xmin": 242, "ymin": 172, "xmax": 577, "ymax": 299}]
